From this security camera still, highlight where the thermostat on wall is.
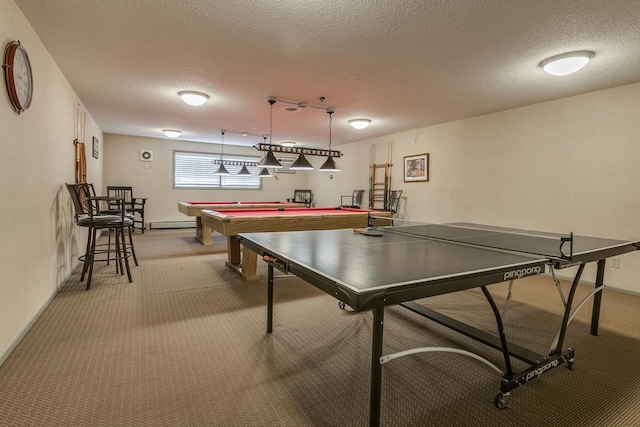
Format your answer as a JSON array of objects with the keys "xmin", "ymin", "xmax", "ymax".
[{"xmin": 140, "ymin": 150, "xmax": 153, "ymax": 161}]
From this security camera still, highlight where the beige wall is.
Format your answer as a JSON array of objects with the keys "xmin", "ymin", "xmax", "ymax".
[
  {"xmin": 3, "ymin": 0, "xmax": 640, "ymax": 366},
  {"xmin": 310, "ymin": 83, "xmax": 640, "ymax": 293},
  {"xmin": 105, "ymin": 85, "xmax": 640, "ymax": 295},
  {"xmin": 103, "ymin": 134, "xmax": 309, "ymax": 226},
  {"xmin": 0, "ymin": 0, "xmax": 102, "ymax": 363}
]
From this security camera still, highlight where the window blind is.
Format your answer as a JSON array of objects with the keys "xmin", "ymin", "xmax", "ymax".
[{"xmin": 174, "ymin": 151, "xmax": 262, "ymax": 189}]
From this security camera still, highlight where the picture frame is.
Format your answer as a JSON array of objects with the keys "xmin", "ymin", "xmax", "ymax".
[
  {"xmin": 404, "ymin": 153, "xmax": 429, "ymax": 182},
  {"xmin": 92, "ymin": 136, "xmax": 99, "ymax": 159}
]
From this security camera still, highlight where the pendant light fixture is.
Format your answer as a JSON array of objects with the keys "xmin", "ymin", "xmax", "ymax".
[
  {"xmin": 237, "ymin": 165, "xmax": 252, "ymax": 175},
  {"xmin": 254, "ymin": 97, "xmax": 343, "ymax": 170},
  {"xmin": 289, "ymin": 152, "xmax": 314, "ymax": 170},
  {"xmin": 257, "ymin": 99, "xmax": 283, "ymax": 169},
  {"xmin": 319, "ymin": 109, "xmax": 341, "ymax": 172},
  {"xmin": 213, "ymin": 131, "xmax": 231, "ymax": 175},
  {"xmin": 258, "ymin": 168, "xmax": 274, "ymax": 177}
]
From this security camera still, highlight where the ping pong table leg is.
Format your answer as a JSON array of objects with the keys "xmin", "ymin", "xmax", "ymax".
[
  {"xmin": 267, "ymin": 264, "xmax": 274, "ymax": 334},
  {"xmin": 553, "ymin": 264, "xmax": 584, "ymax": 354},
  {"xmin": 370, "ymin": 307, "xmax": 384, "ymax": 427},
  {"xmin": 480, "ymin": 286, "xmax": 513, "ymax": 377},
  {"xmin": 590, "ymin": 259, "xmax": 606, "ymax": 336}
]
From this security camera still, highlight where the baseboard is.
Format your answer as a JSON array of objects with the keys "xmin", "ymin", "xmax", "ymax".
[
  {"xmin": 0, "ymin": 263, "xmax": 80, "ymax": 367},
  {"xmin": 149, "ymin": 220, "xmax": 196, "ymax": 229},
  {"xmin": 543, "ymin": 271, "xmax": 640, "ymax": 296}
]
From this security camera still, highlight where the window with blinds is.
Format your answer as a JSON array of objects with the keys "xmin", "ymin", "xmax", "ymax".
[{"xmin": 174, "ymin": 151, "xmax": 262, "ymax": 189}]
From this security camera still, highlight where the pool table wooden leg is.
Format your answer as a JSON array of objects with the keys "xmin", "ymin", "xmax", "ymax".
[
  {"xmin": 195, "ymin": 217, "xmax": 213, "ymax": 246},
  {"xmin": 226, "ymin": 236, "xmax": 241, "ymax": 267},
  {"xmin": 225, "ymin": 237, "xmax": 260, "ymax": 281},
  {"xmin": 240, "ymin": 246, "xmax": 259, "ymax": 281}
]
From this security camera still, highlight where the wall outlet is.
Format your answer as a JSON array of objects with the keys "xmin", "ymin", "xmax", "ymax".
[{"xmin": 611, "ymin": 258, "xmax": 620, "ymax": 268}]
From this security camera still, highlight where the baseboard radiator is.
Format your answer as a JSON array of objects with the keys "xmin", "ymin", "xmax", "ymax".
[{"xmin": 149, "ymin": 220, "xmax": 196, "ymax": 229}]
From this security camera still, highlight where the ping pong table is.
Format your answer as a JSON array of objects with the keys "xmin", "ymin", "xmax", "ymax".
[{"xmin": 238, "ymin": 222, "xmax": 639, "ymax": 426}]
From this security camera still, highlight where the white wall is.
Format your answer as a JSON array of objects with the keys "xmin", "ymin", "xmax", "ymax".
[
  {"xmin": 0, "ymin": 0, "xmax": 103, "ymax": 363},
  {"xmin": 311, "ymin": 83, "xmax": 640, "ymax": 293},
  {"xmin": 103, "ymin": 134, "xmax": 309, "ymax": 225}
]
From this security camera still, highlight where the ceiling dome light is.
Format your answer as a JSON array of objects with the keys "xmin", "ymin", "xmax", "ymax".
[
  {"xmin": 540, "ymin": 51, "xmax": 594, "ymax": 76},
  {"xmin": 162, "ymin": 129, "xmax": 182, "ymax": 138},
  {"xmin": 348, "ymin": 118, "xmax": 371, "ymax": 129},
  {"xmin": 178, "ymin": 91, "xmax": 209, "ymax": 106}
]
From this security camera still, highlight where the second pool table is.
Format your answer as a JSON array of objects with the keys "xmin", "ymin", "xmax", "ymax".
[
  {"xmin": 178, "ymin": 201, "xmax": 305, "ymax": 245},
  {"xmin": 201, "ymin": 207, "xmax": 393, "ymax": 280}
]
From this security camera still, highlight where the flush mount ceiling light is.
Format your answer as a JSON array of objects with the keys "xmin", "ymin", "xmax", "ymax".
[
  {"xmin": 162, "ymin": 129, "xmax": 181, "ymax": 138},
  {"xmin": 540, "ymin": 51, "xmax": 594, "ymax": 76},
  {"xmin": 178, "ymin": 91, "xmax": 209, "ymax": 106},
  {"xmin": 348, "ymin": 118, "xmax": 371, "ymax": 129},
  {"xmin": 281, "ymin": 106, "xmax": 301, "ymax": 112}
]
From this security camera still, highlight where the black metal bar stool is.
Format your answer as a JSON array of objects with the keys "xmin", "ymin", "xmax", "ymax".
[{"xmin": 66, "ymin": 183, "xmax": 134, "ymax": 290}]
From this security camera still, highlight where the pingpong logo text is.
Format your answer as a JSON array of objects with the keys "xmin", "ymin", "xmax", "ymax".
[
  {"xmin": 524, "ymin": 360, "xmax": 559, "ymax": 382},
  {"xmin": 503, "ymin": 266, "xmax": 542, "ymax": 281}
]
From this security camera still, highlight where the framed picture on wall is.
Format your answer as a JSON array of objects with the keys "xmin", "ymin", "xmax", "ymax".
[
  {"xmin": 404, "ymin": 153, "xmax": 429, "ymax": 182},
  {"xmin": 92, "ymin": 136, "xmax": 99, "ymax": 159}
]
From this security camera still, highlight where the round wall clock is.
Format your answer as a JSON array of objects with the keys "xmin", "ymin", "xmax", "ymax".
[{"xmin": 3, "ymin": 40, "xmax": 33, "ymax": 114}]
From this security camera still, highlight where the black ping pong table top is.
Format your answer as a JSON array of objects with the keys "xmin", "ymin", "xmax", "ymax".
[
  {"xmin": 238, "ymin": 222, "xmax": 638, "ymax": 312},
  {"xmin": 237, "ymin": 222, "xmax": 639, "ymax": 426}
]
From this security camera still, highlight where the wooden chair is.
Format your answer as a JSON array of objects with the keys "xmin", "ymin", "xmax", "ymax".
[
  {"xmin": 66, "ymin": 183, "xmax": 134, "ymax": 290},
  {"xmin": 287, "ymin": 189, "xmax": 313, "ymax": 207},
  {"xmin": 106, "ymin": 186, "xmax": 147, "ymax": 233},
  {"xmin": 340, "ymin": 189, "xmax": 365, "ymax": 208}
]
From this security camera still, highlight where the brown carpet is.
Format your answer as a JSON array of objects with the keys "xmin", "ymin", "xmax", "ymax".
[{"xmin": 1, "ymin": 229, "xmax": 640, "ymax": 426}]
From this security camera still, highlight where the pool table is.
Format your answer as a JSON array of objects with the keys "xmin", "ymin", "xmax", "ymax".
[
  {"xmin": 201, "ymin": 207, "xmax": 394, "ymax": 281},
  {"xmin": 178, "ymin": 201, "xmax": 305, "ymax": 245}
]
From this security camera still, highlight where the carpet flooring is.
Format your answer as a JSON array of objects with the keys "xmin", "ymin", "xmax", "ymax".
[{"xmin": 1, "ymin": 229, "xmax": 639, "ymax": 426}]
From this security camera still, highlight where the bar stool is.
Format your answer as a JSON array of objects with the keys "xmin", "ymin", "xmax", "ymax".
[
  {"xmin": 90, "ymin": 184, "xmax": 138, "ymax": 267},
  {"xmin": 66, "ymin": 183, "xmax": 134, "ymax": 290}
]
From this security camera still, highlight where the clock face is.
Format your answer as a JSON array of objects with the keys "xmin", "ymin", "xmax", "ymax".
[
  {"xmin": 3, "ymin": 41, "xmax": 33, "ymax": 114},
  {"xmin": 13, "ymin": 46, "xmax": 32, "ymax": 109}
]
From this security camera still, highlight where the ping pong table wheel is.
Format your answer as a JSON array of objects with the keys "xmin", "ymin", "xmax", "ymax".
[
  {"xmin": 494, "ymin": 393, "xmax": 509, "ymax": 409},
  {"xmin": 338, "ymin": 301, "xmax": 346, "ymax": 310}
]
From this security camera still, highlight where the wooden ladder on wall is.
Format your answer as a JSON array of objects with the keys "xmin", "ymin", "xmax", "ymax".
[{"xmin": 369, "ymin": 142, "xmax": 393, "ymax": 210}]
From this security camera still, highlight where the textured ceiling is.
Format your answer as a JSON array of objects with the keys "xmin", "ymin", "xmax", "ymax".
[{"xmin": 15, "ymin": 0, "xmax": 640, "ymax": 148}]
